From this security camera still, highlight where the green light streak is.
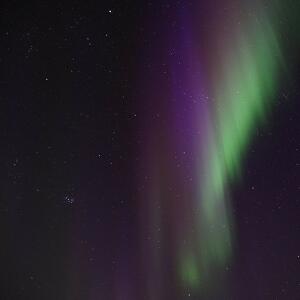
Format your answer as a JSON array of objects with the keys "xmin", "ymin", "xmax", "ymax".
[{"xmin": 179, "ymin": 8, "xmax": 283, "ymax": 294}]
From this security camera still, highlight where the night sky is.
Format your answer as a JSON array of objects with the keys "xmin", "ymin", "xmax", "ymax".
[{"xmin": 0, "ymin": 1, "xmax": 300, "ymax": 299}]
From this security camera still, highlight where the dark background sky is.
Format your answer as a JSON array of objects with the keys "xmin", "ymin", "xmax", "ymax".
[
  {"xmin": 0, "ymin": 1, "xmax": 142, "ymax": 298},
  {"xmin": 0, "ymin": 1, "xmax": 299, "ymax": 299}
]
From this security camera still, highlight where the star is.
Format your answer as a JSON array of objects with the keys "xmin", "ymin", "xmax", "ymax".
[{"xmin": 64, "ymin": 195, "xmax": 75, "ymax": 205}]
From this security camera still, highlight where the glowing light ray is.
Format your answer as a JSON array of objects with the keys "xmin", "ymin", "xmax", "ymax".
[{"xmin": 180, "ymin": 6, "xmax": 283, "ymax": 293}]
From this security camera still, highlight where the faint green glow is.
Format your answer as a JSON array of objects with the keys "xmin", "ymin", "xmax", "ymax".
[{"xmin": 180, "ymin": 254, "xmax": 201, "ymax": 289}]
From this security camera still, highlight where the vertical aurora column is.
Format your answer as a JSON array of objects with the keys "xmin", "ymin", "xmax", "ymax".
[
  {"xmin": 179, "ymin": 2, "xmax": 283, "ymax": 296},
  {"xmin": 137, "ymin": 1, "xmax": 284, "ymax": 299}
]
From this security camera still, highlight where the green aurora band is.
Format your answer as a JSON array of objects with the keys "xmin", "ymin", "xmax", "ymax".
[{"xmin": 180, "ymin": 5, "xmax": 283, "ymax": 293}]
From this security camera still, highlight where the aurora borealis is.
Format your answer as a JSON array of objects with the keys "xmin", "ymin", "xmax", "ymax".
[
  {"xmin": 138, "ymin": 1, "xmax": 284, "ymax": 298},
  {"xmin": 1, "ymin": 0, "xmax": 300, "ymax": 299},
  {"xmin": 184, "ymin": 2, "xmax": 283, "ymax": 293}
]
